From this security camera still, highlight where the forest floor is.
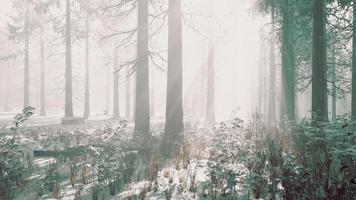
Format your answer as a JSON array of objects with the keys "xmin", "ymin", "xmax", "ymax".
[{"xmin": 5, "ymin": 111, "xmax": 355, "ymax": 199}]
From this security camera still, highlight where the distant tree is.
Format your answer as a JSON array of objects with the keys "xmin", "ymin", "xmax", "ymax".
[
  {"xmin": 64, "ymin": 0, "xmax": 74, "ymax": 117},
  {"xmin": 113, "ymin": 47, "xmax": 120, "ymax": 119},
  {"xmin": 268, "ymin": 8, "xmax": 277, "ymax": 126},
  {"xmin": 164, "ymin": 0, "xmax": 184, "ymax": 144},
  {"xmin": 8, "ymin": 0, "xmax": 35, "ymax": 108},
  {"xmin": 134, "ymin": 0, "xmax": 150, "ymax": 135}
]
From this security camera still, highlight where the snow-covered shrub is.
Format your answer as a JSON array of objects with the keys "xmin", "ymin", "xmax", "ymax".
[{"xmin": 0, "ymin": 107, "xmax": 34, "ymax": 200}]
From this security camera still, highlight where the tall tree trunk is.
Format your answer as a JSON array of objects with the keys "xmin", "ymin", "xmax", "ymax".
[
  {"xmin": 40, "ymin": 28, "xmax": 46, "ymax": 116},
  {"xmin": 113, "ymin": 48, "xmax": 120, "ymax": 119},
  {"xmin": 268, "ymin": 11, "xmax": 277, "ymax": 126},
  {"xmin": 65, "ymin": 0, "xmax": 74, "ymax": 117},
  {"xmin": 4, "ymin": 64, "xmax": 10, "ymax": 111},
  {"xmin": 83, "ymin": 14, "xmax": 90, "ymax": 119},
  {"xmin": 312, "ymin": 0, "xmax": 328, "ymax": 122},
  {"xmin": 206, "ymin": 41, "xmax": 215, "ymax": 128},
  {"xmin": 331, "ymin": 47, "xmax": 337, "ymax": 122},
  {"xmin": 24, "ymin": 1, "xmax": 30, "ymax": 108},
  {"xmin": 134, "ymin": 0, "xmax": 150, "ymax": 134},
  {"xmin": 281, "ymin": 1, "xmax": 296, "ymax": 123},
  {"xmin": 165, "ymin": 0, "xmax": 184, "ymax": 136},
  {"xmin": 351, "ymin": 0, "xmax": 356, "ymax": 120},
  {"xmin": 125, "ymin": 67, "xmax": 131, "ymax": 118},
  {"xmin": 258, "ymin": 31, "xmax": 266, "ymax": 116},
  {"xmin": 150, "ymin": 68, "xmax": 155, "ymax": 118},
  {"xmin": 106, "ymin": 70, "xmax": 110, "ymax": 115}
]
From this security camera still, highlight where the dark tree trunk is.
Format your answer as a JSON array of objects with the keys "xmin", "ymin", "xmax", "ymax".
[
  {"xmin": 113, "ymin": 48, "xmax": 120, "ymax": 119},
  {"xmin": 352, "ymin": 0, "xmax": 356, "ymax": 120},
  {"xmin": 24, "ymin": 1, "xmax": 30, "ymax": 108},
  {"xmin": 281, "ymin": 1, "xmax": 296, "ymax": 123},
  {"xmin": 83, "ymin": 14, "xmax": 90, "ymax": 119},
  {"xmin": 134, "ymin": 0, "xmax": 150, "ymax": 134},
  {"xmin": 312, "ymin": 0, "xmax": 328, "ymax": 122},
  {"xmin": 268, "ymin": 10, "xmax": 277, "ymax": 126},
  {"xmin": 125, "ymin": 67, "xmax": 131, "ymax": 118},
  {"xmin": 65, "ymin": 0, "xmax": 74, "ymax": 117},
  {"xmin": 40, "ymin": 29, "xmax": 46, "ymax": 116},
  {"xmin": 331, "ymin": 47, "xmax": 337, "ymax": 122},
  {"xmin": 165, "ymin": 0, "xmax": 184, "ymax": 135},
  {"xmin": 206, "ymin": 41, "xmax": 215, "ymax": 128}
]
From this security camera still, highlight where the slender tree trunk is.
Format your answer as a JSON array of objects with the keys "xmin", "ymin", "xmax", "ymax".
[
  {"xmin": 268, "ymin": 11, "xmax": 277, "ymax": 126},
  {"xmin": 281, "ymin": 1, "xmax": 296, "ymax": 123},
  {"xmin": 125, "ymin": 67, "xmax": 131, "ymax": 118},
  {"xmin": 24, "ymin": 1, "xmax": 30, "ymax": 108},
  {"xmin": 106, "ymin": 70, "xmax": 110, "ymax": 115},
  {"xmin": 40, "ymin": 28, "xmax": 46, "ymax": 116},
  {"xmin": 83, "ymin": 14, "xmax": 90, "ymax": 119},
  {"xmin": 258, "ymin": 31, "xmax": 266, "ymax": 116},
  {"xmin": 113, "ymin": 48, "xmax": 120, "ymax": 119},
  {"xmin": 4, "ymin": 64, "xmax": 10, "ymax": 111},
  {"xmin": 351, "ymin": 0, "xmax": 356, "ymax": 120},
  {"xmin": 206, "ymin": 41, "xmax": 215, "ymax": 128},
  {"xmin": 150, "ymin": 68, "xmax": 155, "ymax": 118},
  {"xmin": 65, "ymin": 0, "xmax": 74, "ymax": 117},
  {"xmin": 331, "ymin": 47, "xmax": 337, "ymax": 122},
  {"xmin": 133, "ymin": 72, "xmax": 136, "ymax": 121},
  {"xmin": 165, "ymin": 0, "xmax": 184, "ymax": 136},
  {"xmin": 134, "ymin": 0, "xmax": 150, "ymax": 134},
  {"xmin": 312, "ymin": 0, "xmax": 328, "ymax": 122}
]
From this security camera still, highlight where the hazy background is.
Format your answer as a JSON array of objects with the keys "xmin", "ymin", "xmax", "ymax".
[{"xmin": 0, "ymin": 0, "xmax": 267, "ymax": 122}]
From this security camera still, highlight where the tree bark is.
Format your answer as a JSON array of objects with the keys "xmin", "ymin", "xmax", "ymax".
[
  {"xmin": 150, "ymin": 68, "xmax": 155, "ymax": 118},
  {"xmin": 268, "ymin": 10, "xmax": 277, "ymax": 126},
  {"xmin": 312, "ymin": 0, "xmax": 328, "ymax": 122},
  {"xmin": 65, "ymin": 0, "xmax": 74, "ymax": 117},
  {"xmin": 40, "ymin": 28, "xmax": 46, "ymax": 116},
  {"xmin": 106, "ymin": 70, "xmax": 110, "ymax": 115},
  {"xmin": 24, "ymin": 1, "xmax": 30, "ymax": 108},
  {"xmin": 331, "ymin": 47, "xmax": 337, "ymax": 122},
  {"xmin": 165, "ymin": 0, "xmax": 184, "ymax": 135},
  {"xmin": 4, "ymin": 64, "xmax": 10, "ymax": 111},
  {"xmin": 206, "ymin": 41, "xmax": 215, "ymax": 128},
  {"xmin": 281, "ymin": 0, "xmax": 296, "ymax": 123},
  {"xmin": 113, "ymin": 48, "xmax": 120, "ymax": 119},
  {"xmin": 351, "ymin": 0, "xmax": 356, "ymax": 120},
  {"xmin": 83, "ymin": 14, "xmax": 90, "ymax": 119},
  {"xmin": 134, "ymin": 0, "xmax": 150, "ymax": 134},
  {"xmin": 125, "ymin": 67, "xmax": 131, "ymax": 118}
]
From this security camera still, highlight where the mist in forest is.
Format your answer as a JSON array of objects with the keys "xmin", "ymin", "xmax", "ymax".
[
  {"xmin": 1, "ymin": 0, "xmax": 356, "ymax": 199},
  {"xmin": 0, "ymin": 0, "xmax": 267, "ymax": 122}
]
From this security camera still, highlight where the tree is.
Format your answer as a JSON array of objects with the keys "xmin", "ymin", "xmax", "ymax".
[
  {"xmin": 8, "ymin": 0, "xmax": 33, "ymax": 108},
  {"xmin": 113, "ymin": 47, "xmax": 120, "ymax": 119},
  {"xmin": 65, "ymin": 0, "xmax": 74, "ymax": 118},
  {"xmin": 352, "ymin": 0, "xmax": 356, "ymax": 120},
  {"xmin": 206, "ymin": 40, "xmax": 215, "ymax": 128},
  {"xmin": 134, "ymin": 0, "xmax": 150, "ymax": 135},
  {"xmin": 280, "ymin": 0, "xmax": 296, "ymax": 122},
  {"xmin": 268, "ymin": 9, "xmax": 277, "ymax": 126},
  {"xmin": 83, "ymin": 13, "xmax": 90, "ymax": 119},
  {"xmin": 126, "ymin": 67, "xmax": 131, "ymax": 118},
  {"xmin": 40, "ymin": 28, "xmax": 46, "ymax": 116},
  {"xmin": 311, "ymin": 0, "xmax": 328, "ymax": 122},
  {"xmin": 164, "ymin": 0, "xmax": 184, "ymax": 140}
]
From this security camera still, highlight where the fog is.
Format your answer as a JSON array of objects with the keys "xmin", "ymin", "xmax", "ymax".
[{"xmin": 0, "ymin": 0, "xmax": 266, "ymax": 122}]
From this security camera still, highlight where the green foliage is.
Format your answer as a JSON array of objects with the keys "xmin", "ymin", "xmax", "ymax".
[{"xmin": 0, "ymin": 107, "xmax": 35, "ymax": 200}]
